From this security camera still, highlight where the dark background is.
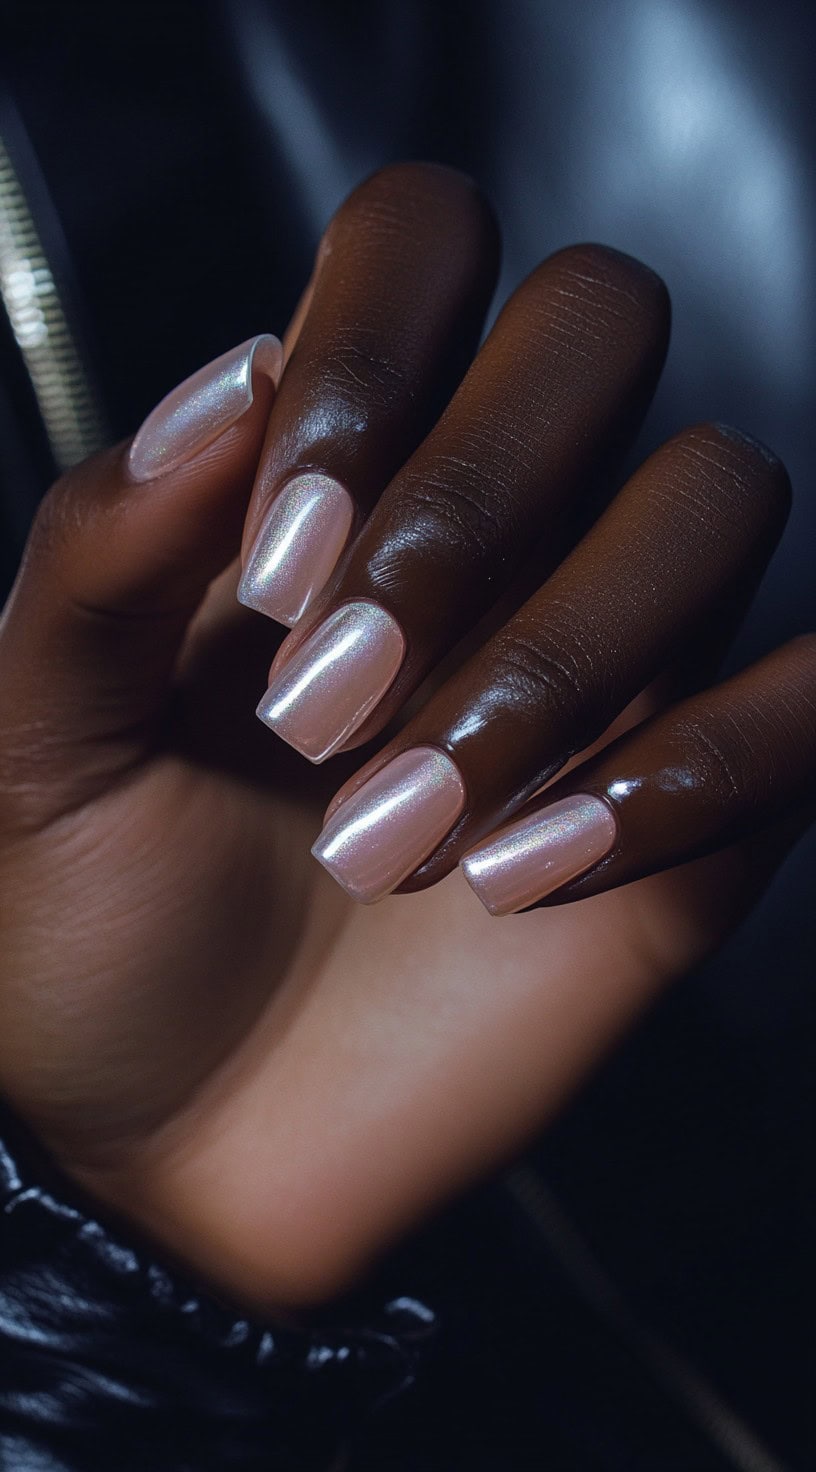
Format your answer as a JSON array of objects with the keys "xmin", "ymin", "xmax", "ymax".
[{"xmin": 1, "ymin": 2, "xmax": 813, "ymax": 1467}]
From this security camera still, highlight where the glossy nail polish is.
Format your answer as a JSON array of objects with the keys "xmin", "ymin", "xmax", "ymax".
[
  {"xmin": 257, "ymin": 600, "xmax": 405, "ymax": 762},
  {"xmin": 237, "ymin": 472, "xmax": 354, "ymax": 626},
  {"xmin": 127, "ymin": 335, "xmax": 283, "ymax": 482},
  {"xmin": 312, "ymin": 747, "xmax": 466, "ymax": 903},
  {"xmin": 461, "ymin": 793, "xmax": 618, "ymax": 916}
]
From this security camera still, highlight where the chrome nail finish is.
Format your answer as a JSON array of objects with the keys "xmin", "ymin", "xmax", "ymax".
[
  {"xmin": 461, "ymin": 793, "xmax": 618, "ymax": 916},
  {"xmin": 127, "ymin": 334, "xmax": 283, "ymax": 482},
  {"xmin": 256, "ymin": 600, "xmax": 406, "ymax": 762},
  {"xmin": 237, "ymin": 472, "xmax": 354, "ymax": 626},
  {"xmin": 312, "ymin": 747, "xmax": 467, "ymax": 903}
]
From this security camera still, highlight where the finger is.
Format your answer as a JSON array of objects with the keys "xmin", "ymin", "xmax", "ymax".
[
  {"xmin": 310, "ymin": 425, "xmax": 790, "ymax": 903},
  {"xmin": 0, "ymin": 335, "xmax": 281, "ymax": 826},
  {"xmin": 237, "ymin": 161, "xmax": 499, "ymax": 627},
  {"xmin": 460, "ymin": 636, "xmax": 816, "ymax": 913},
  {"xmin": 257, "ymin": 242, "xmax": 669, "ymax": 761}
]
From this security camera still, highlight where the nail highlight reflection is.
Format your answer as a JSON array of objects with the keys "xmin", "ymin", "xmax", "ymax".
[
  {"xmin": 127, "ymin": 334, "xmax": 283, "ymax": 482},
  {"xmin": 312, "ymin": 747, "xmax": 467, "ymax": 903},
  {"xmin": 238, "ymin": 472, "xmax": 354, "ymax": 626},
  {"xmin": 256, "ymin": 600, "xmax": 406, "ymax": 762},
  {"xmin": 461, "ymin": 793, "xmax": 618, "ymax": 916}
]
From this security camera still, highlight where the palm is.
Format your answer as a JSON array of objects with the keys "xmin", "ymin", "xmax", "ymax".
[{"xmin": 1, "ymin": 566, "xmax": 751, "ymax": 1305}]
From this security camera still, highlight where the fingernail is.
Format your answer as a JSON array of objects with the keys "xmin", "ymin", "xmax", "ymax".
[
  {"xmin": 127, "ymin": 335, "xmax": 283, "ymax": 482},
  {"xmin": 312, "ymin": 747, "xmax": 466, "ymax": 903},
  {"xmin": 461, "ymin": 794, "xmax": 618, "ymax": 916},
  {"xmin": 257, "ymin": 600, "xmax": 405, "ymax": 763},
  {"xmin": 237, "ymin": 472, "xmax": 354, "ymax": 626}
]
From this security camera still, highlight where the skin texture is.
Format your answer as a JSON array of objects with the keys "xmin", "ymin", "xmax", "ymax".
[
  {"xmin": 242, "ymin": 161, "xmax": 499, "ymax": 550},
  {"xmin": 267, "ymin": 239, "xmax": 670, "ymax": 733},
  {"xmin": 318, "ymin": 423, "xmax": 797, "ymax": 885},
  {"xmin": 529, "ymin": 637, "xmax": 816, "ymax": 904},
  {"xmin": 0, "ymin": 163, "xmax": 814, "ymax": 1310}
]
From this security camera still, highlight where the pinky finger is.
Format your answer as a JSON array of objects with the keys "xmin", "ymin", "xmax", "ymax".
[{"xmin": 460, "ymin": 637, "xmax": 816, "ymax": 915}]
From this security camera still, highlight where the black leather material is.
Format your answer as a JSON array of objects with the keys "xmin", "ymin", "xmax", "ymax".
[{"xmin": 0, "ymin": 1107, "xmax": 435, "ymax": 1471}]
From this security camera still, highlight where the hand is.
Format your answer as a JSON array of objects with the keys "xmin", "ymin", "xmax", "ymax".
[{"xmin": 0, "ymin": 164, "xmax": 812, "ymax": 1309}]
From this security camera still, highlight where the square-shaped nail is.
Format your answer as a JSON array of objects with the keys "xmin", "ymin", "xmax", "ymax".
[
  {"xmin": 460, "ymin": 793, "xmax": 618, "ymax": 916},
  {"xmin": 127, "ymin": 335, "xmax": 282, "ymax": 482},
  {"xmin": 238, "ymin": 472, "xmax": 355, "ymax": 627},
  {"xmin": 256, "ymin": 600, "xmax": 405, "ymax": 762},
  {"xmin": 312, "ymin": 746, "xmax": 467, "ymax": 903}
]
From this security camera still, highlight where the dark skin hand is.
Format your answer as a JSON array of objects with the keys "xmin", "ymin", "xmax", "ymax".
[{"xmin": 0, "ymin": 164, "xmax": 813, "ymax": 1310}]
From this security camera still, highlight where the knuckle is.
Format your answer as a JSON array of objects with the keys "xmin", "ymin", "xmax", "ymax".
[
  {"xmin": 488, "ymin": 626, "xmax": 594, "ymax": 740},
  {"xmin": 28, "ymin": 449, "xmax": 119, "ymax": 562},
  {"xmin": 676, "ymin": 642, "xmax": 816, "ymax": 811},
  {"xmin": 27, "ymin": 473, "xmax": 80, "ymax": 561},
  {"xmin": 10, "ymin": 447, "xmax": 126, "ymax": 610},
  {"xmin": 391, "ymin": 455, "xmax": 521, "ymax": 565},
  {"xmin": 317, "ymin": 327, "xmax": 414, "ymax": 414},
  {"xmin": 674, "ymin": 712, "xmax": 762, "ymax": 806}
]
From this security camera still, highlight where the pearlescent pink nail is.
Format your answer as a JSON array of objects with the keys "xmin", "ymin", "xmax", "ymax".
[
  {"xmin": 237, "ymin": 472, "xmax": 354, "ymax": 626},
  {"xmin": 127, "ymin": 335, "xmax": 283, "ymax": 482},
  {"xmin": 312, "ymin": 747, "xmax": 466, "ymax": 903},
  {"xmin": 256, "ymin": 600, "xmax": 405, "ymax": 763},
  {"xmin": 461, "ymin": 793, "xmax": 618, "ymax": 916}
]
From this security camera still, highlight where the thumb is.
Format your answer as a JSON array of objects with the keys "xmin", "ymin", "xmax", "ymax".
[{"xmin": 0, "ymin": 335, "xmax": 281, "ymax": 827}]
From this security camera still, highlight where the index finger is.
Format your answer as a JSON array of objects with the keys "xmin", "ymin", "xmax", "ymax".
[{"xmin": 237, "ymin": 162, "xmax": 499, "ymax": 627}]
